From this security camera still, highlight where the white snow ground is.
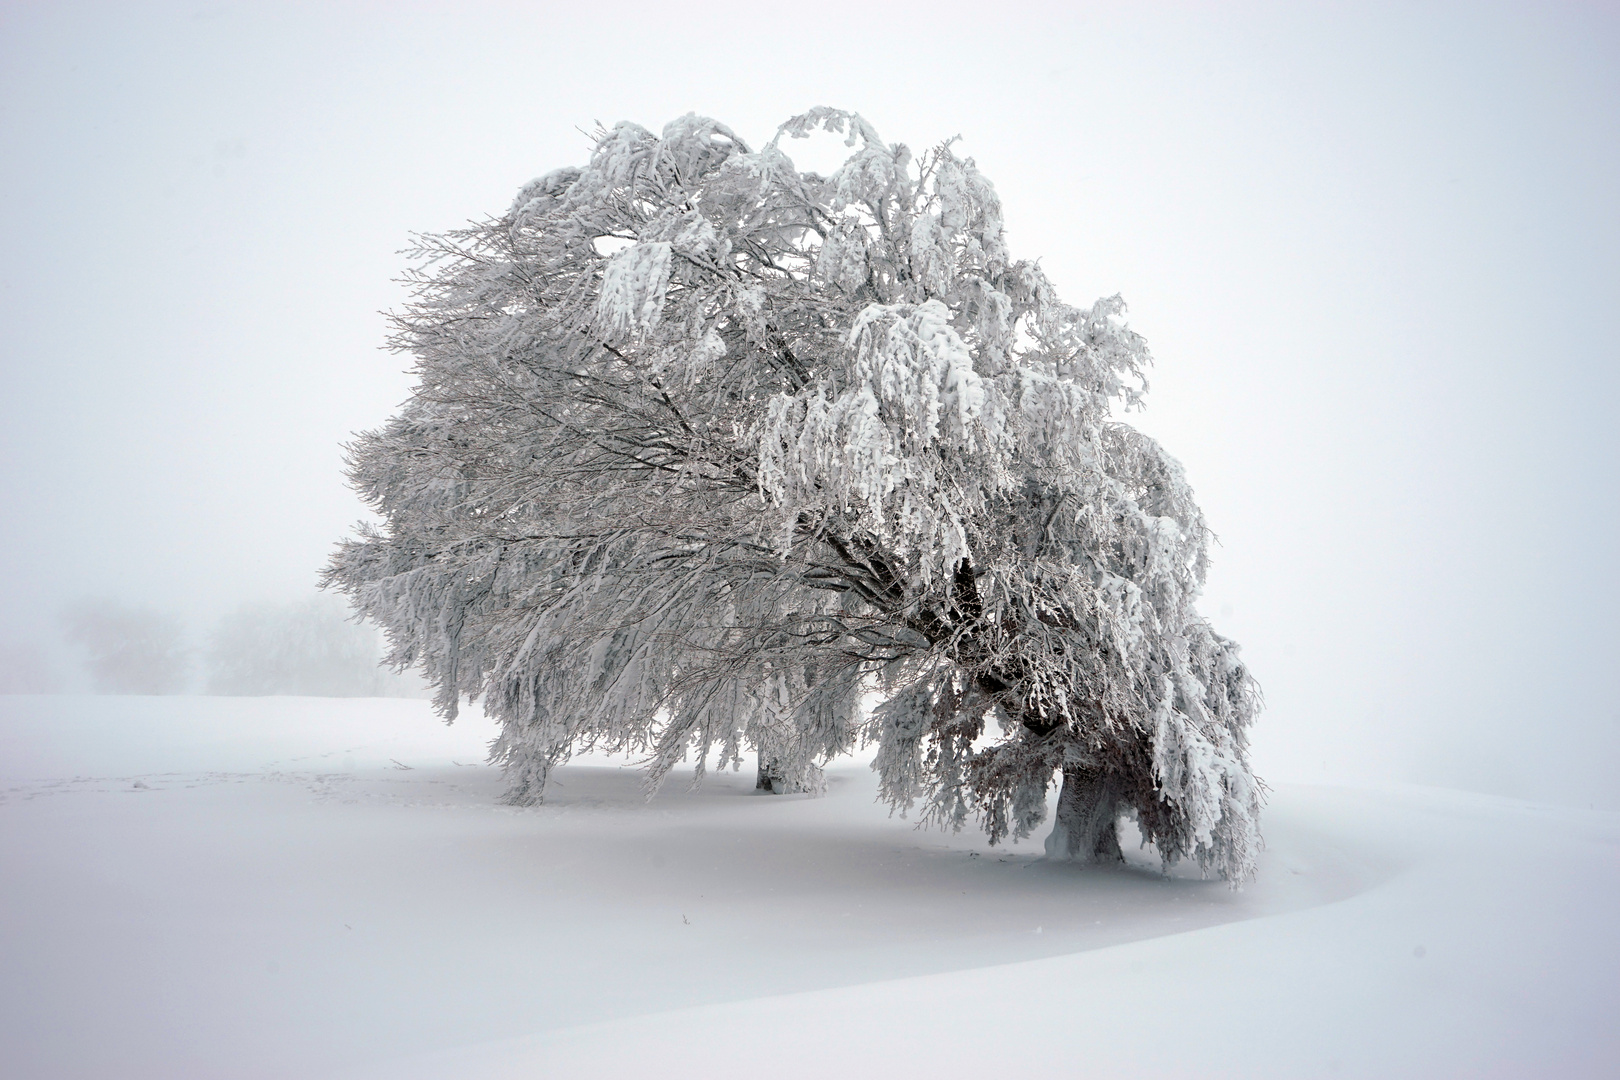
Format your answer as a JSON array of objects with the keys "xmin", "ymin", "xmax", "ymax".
[{"xmin": 1, "ymin": 696, "xmax": 1615, "ymax": 1079}]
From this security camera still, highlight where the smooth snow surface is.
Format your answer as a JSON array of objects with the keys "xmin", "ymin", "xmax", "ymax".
[{"xmin": 2, "ymin": 696, "xmax": 1615, "ymax": 1078}]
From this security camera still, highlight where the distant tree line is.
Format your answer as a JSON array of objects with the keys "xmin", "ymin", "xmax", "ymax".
[
  {"xmin": 204, "ymin": 596, "xmax": 426, "ymax": 697},
  {"xmin": 0, "ymin": 596, "xmax": 426, "ymax": 697}
]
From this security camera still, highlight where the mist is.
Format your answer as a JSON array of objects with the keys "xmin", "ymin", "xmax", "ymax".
[{"xmin": 1, "ymin": 1, "xmax": 1615, "ymax": 805}]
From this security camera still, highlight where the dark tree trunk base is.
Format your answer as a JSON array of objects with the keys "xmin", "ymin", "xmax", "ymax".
[
  {"xmin": 756, "ymin": 753, "xmax": 784, "ymax": 794},
  {"xmin": 1045, "ymin": 766, "xmax": 1125, "ymax": 863}
]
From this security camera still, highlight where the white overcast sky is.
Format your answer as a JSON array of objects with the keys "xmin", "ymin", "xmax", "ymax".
[{"xmin": 2, "ymin": 1, "xmax": 1616, "ymax": 805}]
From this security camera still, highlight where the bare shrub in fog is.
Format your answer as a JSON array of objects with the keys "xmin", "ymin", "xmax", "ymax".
[
  {"xmin": 328, "ymin": 109, "xmax": 1262, "ymax": 880},
  {"xmin": 206, "ymin": 596, "xmax": 424, "ymax": 698},
  {"xmin": 61, "ymin": 599, "xmax": 189, "ymax": 695}
]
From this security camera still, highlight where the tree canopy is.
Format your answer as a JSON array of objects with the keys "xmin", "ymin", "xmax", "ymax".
[{"xmin": 326, "ymin": 108, "xmax": 1263, "ymax": 881}]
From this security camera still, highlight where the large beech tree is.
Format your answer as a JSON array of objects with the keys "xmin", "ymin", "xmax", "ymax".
[{"xmin": 326, "ymin": 109, "xmax": 1263, "ymax": 881}]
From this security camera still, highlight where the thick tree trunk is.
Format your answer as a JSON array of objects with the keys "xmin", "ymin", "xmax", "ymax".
[
  {"xmin": 1044, "ymin": 765, "xmax": 1126, "ymax": 863},
  {"xmin": 756, "ymin": 752, "xmax": 784, "ymax": 793},
  {"xmin": 755, "ymin": 752, "xmax": 825, "ymax": 795}
]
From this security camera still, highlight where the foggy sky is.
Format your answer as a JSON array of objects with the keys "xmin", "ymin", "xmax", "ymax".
[{"xmin": 2, "ymin": 1, "xmax": 1616, "ymax": 806}]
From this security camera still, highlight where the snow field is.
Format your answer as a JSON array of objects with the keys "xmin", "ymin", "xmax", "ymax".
[{"xmin": 1, "ymin": 695, "xmax": 1615, "ymax": 1078}]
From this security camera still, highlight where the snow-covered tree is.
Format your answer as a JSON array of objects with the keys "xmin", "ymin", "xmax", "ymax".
[{"xmin": 327, "ymin": 109, "xmax": 1263, "ymax": 880}]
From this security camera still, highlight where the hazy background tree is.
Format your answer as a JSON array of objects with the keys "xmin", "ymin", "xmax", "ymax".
[
  {"xmin": 61, "ymin": 599, "xmax": 190, "ymax": 695},
  {"xmin": 205, "ymin": 595, "xmax": 426, "ymax": 698}
]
